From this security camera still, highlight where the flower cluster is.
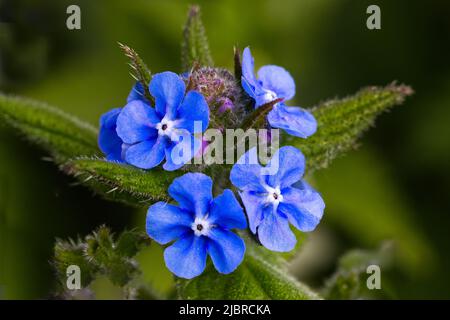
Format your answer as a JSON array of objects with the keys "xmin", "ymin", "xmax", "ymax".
[{"xmin": 98, "ymin": 47, "xmax": 325, "ymax": 278}]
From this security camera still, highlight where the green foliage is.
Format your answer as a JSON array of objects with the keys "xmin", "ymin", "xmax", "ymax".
[
  {"xmin": 118, "ymin": 42, "xmax": 154, "ymax": 104},
  {"xmin": 289, "ymin": 84, "xmax": 413, "ymax": 173},
  {"xmin": 178, "ymin": 241, "xmax": 321, "ymax": 300},
  {"xmin": 0, "ymin": 3, "xmax": 417, "ymax": 300},
  {"xmin": 54, "ymin": 240, "xmax": 98, "ymax": 288},
  {"xmin": 54, "ymin": 226, "xmax": 149, "ymax": 289},
  {"xmin": 0, "ymin": 93, "xmax": 99, "ymax": 162},
  {"xmin": 181, "ymin": 5, "xmax": 213, "ymax": 70},
  {"xmin": 116, "ymin": 229, "xmax": 150, "ymax": 258},
  {"xmin": 322, "ymin": 243, "xmax": 394, "ymax": 300},
  {"xmin": 62, "ymin": 157, "xmax": 181, "ymax": 206}
]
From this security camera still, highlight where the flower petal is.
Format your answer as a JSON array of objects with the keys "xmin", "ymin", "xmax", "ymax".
[
  {"xmin": 241, "ymin": 47, "xmax": 268, "ymax": 102},
  {"xmin": 125, "ymin": 137, "xmax": 168, "ymax": 169},
  {"xmin": 207, "ymin": 228, "xmax": 245, "ymax": 274},
  {"xmin": 209, "ymin": 189, "xmax": 247, "ymax": 230},
  {"xmin": 278, "ymin": 182, "xmax": 325, "ymax": 232},
  {"xmin": 257, "ymin": 209, "xmax": 296, "ymax": 252},
  {"xmin": 164, "ymin": 233, "xmax": 207, "ymax": 279},
  {"xmin": 176, "ymin": 91, "xmax": 209, "ymax": 133},
  {"xmin": 99, "ymin": 107, "xmax": 121, "ymax": 129},
  {"xmin": 127, "ymin": 81, "xmax": 148, "ymax": 103},
  {"xmin": 239, "ymin": 190, "xmax": 267, "ymax": 234},
  {"xmin": 230, "ymin": 147, "xmax": 266, "ymax": 193},
  {"xmin": 146, "ymin": 202, "xmax": 193, "ymax": 245},
  {"xmin": 116, "ymin": 100, "xmax": 159, "ymax": 144},
  {"xmin": 98, "ymin": 108, "xmax": 123, "ymax": 161},
  {"xmin": 242, "ymin": 47, "xmax": 258, "ymax": 90},
  {"xmin": 257, "ymin": 65, "xmax": 295, "ymax": 101},
  {"xmin": 149, "ymin": 71, "xmax": 185, "ymax": 119},
  {"xmin": 163, "ymin": 134, "xmax": 201, "ymax": 171},
  {"xmin": 168, "ymin": 173, "xmax": 213, "ymax": 217},
  {"xmin": 267, "ymin": 104, "xmax": 317, "ymax": 138},
  {"xmin": 265, "ymin": 146, "xmax": 305, "ymax": 189},
  {"xmin": 162, "ymin": 143, "xmax": 181, "ymax": 171},
  {"xmin": 121, "ymin": 143, "xmax": 131, "ymax": 160},
  {"xmin": 241, "ymin": 76, "xmax": 257, "ymax": 100}
]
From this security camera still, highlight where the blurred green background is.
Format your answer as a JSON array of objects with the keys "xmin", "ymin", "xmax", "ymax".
[{"xmin": 0, "ymin": 0, "xmax": 449, "ymax": 299}]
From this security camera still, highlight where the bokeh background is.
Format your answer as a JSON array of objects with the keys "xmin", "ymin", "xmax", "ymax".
[{"xmin": 1, "ymin": 0, "xmax": 449, "ymax": 299}]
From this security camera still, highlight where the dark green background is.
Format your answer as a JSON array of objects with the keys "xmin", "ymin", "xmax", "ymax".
[{"xmin": 0, "ymin": 0, "xmax": 449, "ymax": 299}]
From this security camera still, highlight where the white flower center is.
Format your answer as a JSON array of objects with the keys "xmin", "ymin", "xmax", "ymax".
[
  {"xmin": 191, "ymin": 217, "xmax": 211, "ymax": 237},
  {"xmin": 156, "ymin": 118, "xmax": 175, "ymax": 137},
  {"xmin": 156, "ymin": 118, "xmax": 184, "ymax": 142},
  {"xmin": 262, "ymin": 89, "xmax": 278, "ymax": 104},
  {"xmin": 265, "ymin": 185, "xmax": 283, "ymax": 207}
]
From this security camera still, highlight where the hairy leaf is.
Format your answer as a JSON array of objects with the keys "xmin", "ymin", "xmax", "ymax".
[
  {"xmin": 0, "ymin": 93, "xmax": 99, "ymax": 162},
  {"xmin": 288, "ymin": 83, "xmax": 413, "ymax": 172},
  {"xmin": 118, "ymin": 42, "xmax": 154, "ymax": 104},
  {"xmin": 54, "ymin": 226, "xmax": 150, "ymax": 290},
  {"xmin": 116, "ymin": 229, "xmax": 151, "ymax": 258},
  {"xmin": 62, "ymin": 157, "xmax": 181, "ymax": 206},
  {"xmin": 322, "ymin": 243, "xmax": 394, "ymax": 300},
  {"xmin": 181, "ymin": 5, "xmax": 213, "ymax": 70},
  {"xmin": 54, "ymin": 240, "xmax": 98, "ymax": 288},
  {"xmin": 177, "ymin": 241, "xmax": 321, "ymax": 300}
]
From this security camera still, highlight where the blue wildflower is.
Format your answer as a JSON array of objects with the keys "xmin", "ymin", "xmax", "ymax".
[
  {"xmin": 98, "ymin": 82, "xmax": 150, "ymax": 162},
  {"xmin": 230, "ymin": 146, "xmax": 325, "ymax": 252},
  {"xmin": 146, "ymin": 173, "xmax": 247, "ymax": 279},
  {"xmin": 98, "ymin": 108, "xmax": 124, "ymax": 162},
  {"xmin": 116, "ymin": 72, "xmax": 209, "ymax": 171},
  {"xmin": 241, "ymin": 47, "xmax": 317, "ymax": 138}
]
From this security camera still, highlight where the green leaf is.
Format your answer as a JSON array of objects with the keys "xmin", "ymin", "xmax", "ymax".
[
  {"xmin": 288, "ymin": 83, "xmax": 413, "ymax": 173},
  {"xmin": 85, "ymin": 226, "xmax": 149, "ymax": 287},
  {"xmin": 115, "ymin": 229, "xmax": 151, "ymax": 258},
  {"xmin": 181, "ymin": 5, "xmax": 213, "ymax": 70},
  {"xmin": 177, "ymin": 241, "xmax": 321, "ymax": 300},
  {"xmin": 54, "ymin": 226, "xmax": 150, "ymax": 290},
  {"xmin": 322, "ymin": 243, "xmax": 394, "ymax": 300},
  {"xmin": 0, "ymin": 93, "xmax": 99, "ymax": 162},
  {"xmin": 118, "ymin": 42, "xmax": 154, "ymax": 104},
  {"xmin": 62, "ymin": 157, "xmax": 181, "ymax": 206},
  {"xmin": 54, "ymin": 239, "xmax": 98, "ymax": 288}
]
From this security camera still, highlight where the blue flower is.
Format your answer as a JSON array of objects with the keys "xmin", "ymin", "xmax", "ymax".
[
  {"xmin": 98, "ymin": 108, "xmax": 124, "ymax": 162},
  {"xmin": 116, "ymin": 72, "xmax": 209, "ymax": 171},
  {"xmin": 146, "ymin": 173, "xmax": 247, "ymax": 279},
  {"xmin": 241, "ymin": 47, "xmax": 317, "ymax": 138},
  {"xmin": 98, "ymin": 82, "xmax": 150, "ymax": 162},
  {"xmin": 230, "ymin": 146, "xmax": 325, "ymax": 252}
]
